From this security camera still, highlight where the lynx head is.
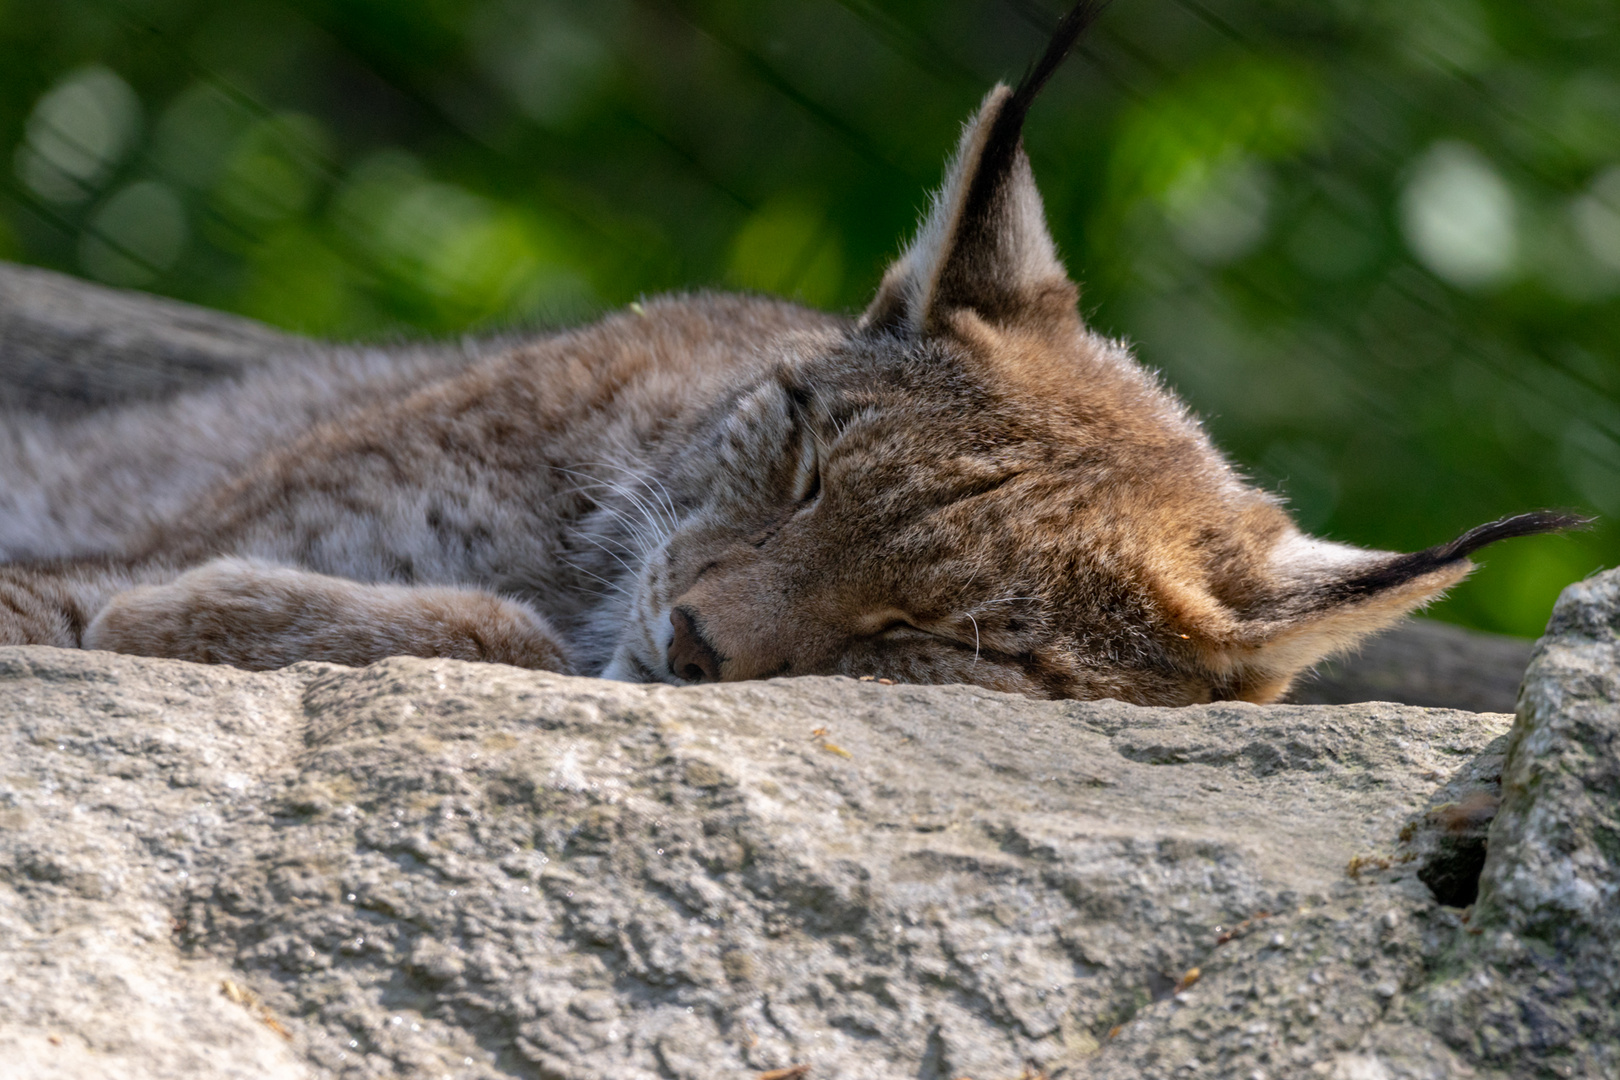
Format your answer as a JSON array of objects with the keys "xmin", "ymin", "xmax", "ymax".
[{"xmin": 601, "ymin": 2, "xmax": 1579, "ymax": 704}]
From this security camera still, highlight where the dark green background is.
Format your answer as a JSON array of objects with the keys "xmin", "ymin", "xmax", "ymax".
[{"xmin": 3, "ymin": 0, "xmax": 1617, "ymax": 637}]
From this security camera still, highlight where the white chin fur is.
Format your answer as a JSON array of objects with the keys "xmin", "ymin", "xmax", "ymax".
[
  {"xmin": 600, "ymin": 641, "xmax": 676, "ymax": 684},
  {"xmin": 599, "ymin": 652, "xmax": 641, "ymax": 682}
]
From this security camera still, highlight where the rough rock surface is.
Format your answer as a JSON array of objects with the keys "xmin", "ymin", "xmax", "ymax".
[
  {"xmin": 2, "ymin": 574, "xmax": 1608, "ymax": 1080},
  {"xmin": 1092, "ymin": 572, "xmax": 1620, "ymax": 1080},
  {"xmin": 1411, "ymin": 571, "xmax": 1620, "ymax": 1078}
]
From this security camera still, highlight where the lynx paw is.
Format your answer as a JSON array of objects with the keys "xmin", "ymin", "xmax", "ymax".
[{"xmin": 84, "ymin": 558, "xmax": 574, "ymax": 673}]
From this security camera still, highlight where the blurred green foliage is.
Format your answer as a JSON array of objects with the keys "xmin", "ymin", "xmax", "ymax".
[{"xmin": 2, "ymin": 0, "xmax": 1617, "ymax": 637}]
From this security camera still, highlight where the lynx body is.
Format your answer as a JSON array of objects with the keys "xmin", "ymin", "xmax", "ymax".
[{"xmin": 0, "ymin": 4, "xmax": 1572, "ymax": 703}]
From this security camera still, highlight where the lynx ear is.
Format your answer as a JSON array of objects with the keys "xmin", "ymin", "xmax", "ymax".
[
  {"xmin": 861, "ymin": 2, "xmax": 1106, "ymax": 336},
  {"xmin": 1221, "ymin": 511, "xmax": 1587, "ymax": 701}
]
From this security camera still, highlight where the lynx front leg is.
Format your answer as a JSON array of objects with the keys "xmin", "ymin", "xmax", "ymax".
[
  {"xmin": 0, "ymin": 558, "xmax": 151, "ymax": 648},
  {"xmin": 84, "ymin": 558, "xmax": 575, "ymax": 673}
]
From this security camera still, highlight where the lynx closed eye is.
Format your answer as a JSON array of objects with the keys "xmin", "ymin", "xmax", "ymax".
[{"xmin": 0, "ymin": 1, "xmax": 1584, "ymax": 705}]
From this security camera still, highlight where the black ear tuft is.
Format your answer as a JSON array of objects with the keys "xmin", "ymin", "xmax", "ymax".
[
  {"xmin": 1427, "ymin": 510, "xmax": 1593, "ymax": 559},
  {"xmin": 861, "ymin": 1, "xmax": 1107, "ymax": 336},
  {"xmin": 956, "ymin": 0, "xmax": 1110, "ymax": 249},
  {"xmin": 1017, "ymin": 1, "xmax": 1111, "ymax": 107},
  {"xmin": 1325, "ymin": 511, "xmax": 1591, "ymax": 602}
]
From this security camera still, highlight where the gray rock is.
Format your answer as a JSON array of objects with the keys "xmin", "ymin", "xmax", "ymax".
[
  {"xmin": 1286, "ymin": 619, "xmax": 1535, "ymax": 715},
  {"xmin": 1407, "ymin": 570, "xmax": 1620, "ymax": 1079},
  {"xmin": 0, "ymin": 651, "xmax": 316, "ymax": 1079},
  {"xmin": 1086, "ymin": 569, "xmax": 1620, "ymax": 1080},
  {"xmin": 0, "ymin": 638, "xmax": 1558, "ymax": 1080}
]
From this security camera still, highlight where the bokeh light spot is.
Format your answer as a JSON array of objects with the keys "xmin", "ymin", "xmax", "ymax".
[
  {"xmin": 1572, "ymin": 165, "xmax": 1620, "ymax": 273},
  {"xmin": 1400, "ymin": 141, "xmax": 1518, "ymax": 288},
  {"xmin": 15, "ymin": 66, "xmax": 141, "ymax": 204},
  {"xmin": 726, "ymin": 198, "xmax": 844, "ymax": 309},
  {"xmin": 471, "ymin": 1, "xmax": 614, "ymax": 130},
  {"xmin": 212, "ymin": 113, "xmax": 330, "ymax": 236},
  {"xmin": 1164, "ymin": 156, "xmax": 1272, "ymax": 265},
  {"xmin": 79, "ymin": 180, "xmax": 188, "ymax": 286},
  {"xmin": 152, "ymin": 82, "xmax": 255, "ymax": 191}
]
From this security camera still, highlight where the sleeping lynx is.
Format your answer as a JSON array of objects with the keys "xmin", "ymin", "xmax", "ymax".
[{"xmin": 0, "ymin": 3, "xmax": 1577, "ymax": 704}]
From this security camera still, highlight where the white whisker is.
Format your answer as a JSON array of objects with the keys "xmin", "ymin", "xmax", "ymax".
[
  {"xmin": 558, "ymin": 556, "xmax": 633, "ymax": 598},
  {"xmin": 551, "ymin": 465, "xmax": 674, "ymax": 539},
  {"xmin": 553, "ymin": 475, "xmax": 670, "ymax": 551},
  {"xmin": 574, "ymin": 531, "xmax": 641, "ymax": 577},
  {"xmin": 559, "ymin": 460, "xmax": 680, "ymax": 532},
  {"xmin": 556, "ymin": 491, "xmax": 658, "ymax": 554}
]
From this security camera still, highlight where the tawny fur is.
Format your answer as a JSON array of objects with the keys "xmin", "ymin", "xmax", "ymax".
[{"xmin": 0, "ymin": 21, "xmax": 1565, "ymax": 704}]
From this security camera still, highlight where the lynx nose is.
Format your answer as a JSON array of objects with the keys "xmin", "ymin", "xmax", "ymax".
[{"xmin": 668, "ymin": 606, "xmax": 724, "ymax": 682}]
